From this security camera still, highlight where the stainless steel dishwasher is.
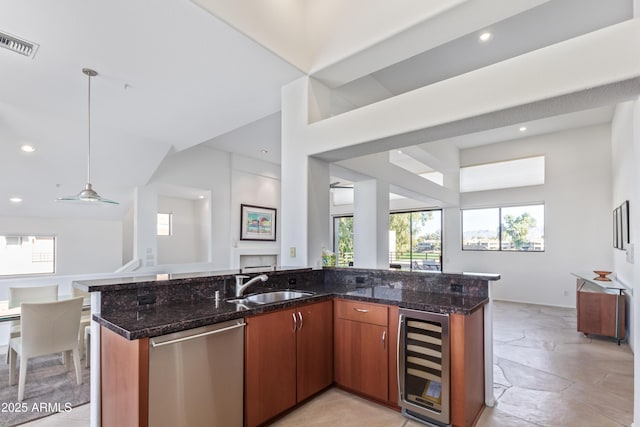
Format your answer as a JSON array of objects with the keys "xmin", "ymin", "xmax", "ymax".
[{"xmin": 148, "ymin": 319, "xmax": 245, "ymax": 427}]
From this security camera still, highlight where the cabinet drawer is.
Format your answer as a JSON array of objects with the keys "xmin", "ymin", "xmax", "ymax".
[{"xmin": 335, "ymin": 299, "xmax": 388, "ymax": 326}]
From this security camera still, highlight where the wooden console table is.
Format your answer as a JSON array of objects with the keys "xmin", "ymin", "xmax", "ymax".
[{"xmin": 572, "ymin": 273, "xmax": 628, "ymax": 345}]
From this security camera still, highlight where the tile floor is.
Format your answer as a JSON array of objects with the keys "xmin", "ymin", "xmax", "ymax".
[{"xmin": 22, "ymin": 301, "xmax": 633, "ymax": 427}]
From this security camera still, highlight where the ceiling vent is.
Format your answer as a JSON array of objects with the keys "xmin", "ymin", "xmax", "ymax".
[{"xmin": 0, "ymin": 31, "xmax": 39, "ymax": 58}]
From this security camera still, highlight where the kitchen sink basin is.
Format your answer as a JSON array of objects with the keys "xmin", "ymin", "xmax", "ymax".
[{"xmin": 227, "ymin": 290, "xmax": 314, "ymax": 305}]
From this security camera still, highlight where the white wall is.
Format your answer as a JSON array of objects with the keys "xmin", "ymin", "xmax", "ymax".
[
  {"xmin": 149, "ymin": 147, "xmax": 281, "ymax": 269},
  {"xmin": 157, "ymin": 196, "xmax": 207, "ymax": 265},
  {"xmin": 446, "ymin": 125, "xmax": 612, "ymax": 308},
  {"xmin": 122, "ymin": 207, "xmax": 134, "ymax": 264},
  {"xmin": 611, "ymin": 100, "xmax": 638, "ymax": 353},
  {"xmin": 0, "ymin": 216, "xmax": 122, "ymax": 277},
  {"xmin": 229, "ymin": 155, "xmax": 281, "ymax": 268},
  {"xmin": 612, "ymin": 102, "xmax": 636, "ymax": 285},
  {"xmin": 149, "ymin": 145, "xmax": 231, "ymax": 269}
]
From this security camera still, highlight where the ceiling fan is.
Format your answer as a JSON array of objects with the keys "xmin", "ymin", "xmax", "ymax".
[
  {"xmin": 329, "ymin": 181, "xmax": 353, "ymax": 189},
  {"xmin": 57, "ymin": 68, "xmax": 118, "ymax": 205}
]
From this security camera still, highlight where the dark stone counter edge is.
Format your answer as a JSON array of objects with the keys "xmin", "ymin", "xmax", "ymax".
[
  {"xmin": 93, "ymin": 292, "xmax": 488, "ymax": 341},
  {"xmin": 324, "ymin": 267, "xmax": 501, "ymax": 282}
]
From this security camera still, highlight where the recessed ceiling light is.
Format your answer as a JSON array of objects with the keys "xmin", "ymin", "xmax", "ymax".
[
  {"xmin": 519, "ymin": 126, "xmax": 527, "ymax": 132},
  {"xmin": 479, "ymin": 32, "xmax": 493, "ymax": 42},
  {"xmin": 20, "ymin": 144, "xmax": 35, "ymax": 153},
  {"xmin": 198, "ymin": 195, "xmax": 205, "ymax": 199},
  {"xmin": 260, "ymin": 149, "xmax": 268, "ymax": 155},
  {"xmin": 9, "ymin": 197, "xmax": 22, "ymax": 203},
  {"xmin": 397, "ymin": 150, "xmax": 403, "ymax": 154}
]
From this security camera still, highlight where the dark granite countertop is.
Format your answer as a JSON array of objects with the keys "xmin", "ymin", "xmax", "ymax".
[{"xmin": 95, "ymin": 282, "xmax": 488, "ymax": 340}]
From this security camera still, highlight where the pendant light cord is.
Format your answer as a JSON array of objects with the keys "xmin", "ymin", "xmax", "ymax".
[{"xmin": 87, "ymin": 71, "xmax": 92, "ymax": 185}]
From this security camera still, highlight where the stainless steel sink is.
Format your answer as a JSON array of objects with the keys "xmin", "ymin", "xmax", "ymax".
[{"xmin": 227, "ymin": 290, "xmax": 314, "ymax": 305}]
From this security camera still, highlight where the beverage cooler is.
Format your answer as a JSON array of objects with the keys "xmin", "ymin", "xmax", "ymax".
[{"xmin": 398, "ymin": 308, "xmax": 450, "ymax": 427}]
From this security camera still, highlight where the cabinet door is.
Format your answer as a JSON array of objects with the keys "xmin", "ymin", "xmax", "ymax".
[
  {"xmin": 334, "ymin": 317, "xmax": 388, "ymax": 402},
  {"xmin": 245, "ymin": 309, "xmax": 297, "ymax": 427},
  {"xmin": 388, "ymin": 305, "xmax": 399, "ymax": 406},
  {"xmin": 296, "ymin": 300, "xmax": 334, "ymax": 402}
]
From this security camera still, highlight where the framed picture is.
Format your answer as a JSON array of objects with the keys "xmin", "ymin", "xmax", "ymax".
[
  {"xmin": 613, "ymin": 208, "xmax": 619, "ymax": 249},
  {"xmin": 240, "ymin": 204, "xmax": 276, "ymax": 241},
  {"xmin": 621, "ymin": 200, "xmax": 630, "ymax": 249}
]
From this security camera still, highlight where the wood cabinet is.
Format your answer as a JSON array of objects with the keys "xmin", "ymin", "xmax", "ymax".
[
  {"xmin": 101, "ymin": 326, "xmax": 149, "ymax": 427},
  {"xmin": 334, "ymin": 299, "xmax": 391, "ymax": 404},
  {"xmin": 296, "ymin": 300, "xmax": 334, "ymax": 401},
  {"xmin": 450, "ymin": 308, "xmax": 485, "ymax": 427},
  {"xmin": 245, "ymin": 300, "xmax": 333, "ymax": 427},
  {"xmin": 577, "ymin": 279, "xmax": 625, "ymax": 343}
]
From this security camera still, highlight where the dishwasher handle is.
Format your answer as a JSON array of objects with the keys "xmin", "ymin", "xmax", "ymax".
[{"xmin": 150, "ymin": 321, "xmax": 246, "ymax": 348}]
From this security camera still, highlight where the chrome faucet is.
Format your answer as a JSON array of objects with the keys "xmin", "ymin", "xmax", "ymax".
[{"xmin": 235, "ymin": 274, "xmax": 268, "ymax": 297}]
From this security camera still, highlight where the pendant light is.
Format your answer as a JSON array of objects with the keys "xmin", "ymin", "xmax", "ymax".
[{"xmin": 57, "ymin": 68, "xmax": 118, "ymax": 204}]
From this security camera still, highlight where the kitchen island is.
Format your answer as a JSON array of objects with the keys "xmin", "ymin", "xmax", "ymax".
[{"xmin": 76, "ymin": 267, "xmax": 499, "ymax": 427}]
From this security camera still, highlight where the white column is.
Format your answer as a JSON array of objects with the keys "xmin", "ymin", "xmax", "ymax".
[
  {"xmin": 281, "ymin": 77, "xmax": 332, "ymax": 267},
  {"xmin": 133, "ymin": 186, "xmax": 158, "ymax": 269},
  {"xmin": 89, "ymin": 291, "xmax": 101, "ymax": 427},
  {"xmin": 484, "ymin": 285, "xmax": 496, "ymax": 407},
  {"xmin": 307, "ymin": 157, "xmax": 331, "ymax": 268},
  {"xmin": 632, "ymin": 96, "xmax": 640, "ymax": 427},
  {"xmin": 353, "ymin": 179, "xmax": 389, "ymax": 269}
]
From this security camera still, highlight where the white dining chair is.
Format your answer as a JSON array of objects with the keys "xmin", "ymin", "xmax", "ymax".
[
  {"xmin": 72, "ymin": 288, "xmax": 91, "ymax": 360},
  {"xmin": 6, "ymin": 285, "xmax": 59, "ymax": 363},
  {"xmin": 8, "ymin": 297, "xmax": 84, "ymax": 402}
]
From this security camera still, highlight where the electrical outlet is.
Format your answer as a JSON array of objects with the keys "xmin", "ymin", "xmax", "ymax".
[
  {"xmin": 451, "ymin": 283, "xmax": 463, "ymax": 293},
  {"xmin": 356, "ymin": 276, "xmax": 365, "ymax": 284},
  {"xmin": 137, "ymin": 294, "xmax": 156, "ymax": 306},
  {"xmin": 563, "ymin": 290, "xmax": 569, "ymax": 297},
  {"xmin": 289, "ymin": 247, "xmax": 296, "ymax": 257}
]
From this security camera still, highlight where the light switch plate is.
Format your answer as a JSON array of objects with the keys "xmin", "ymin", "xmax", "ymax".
[
  {"xmin": 289, "ymin": 247, "xmax": 296, "ymax": 257},
  {"xmin": 626, "ymin": 243, "xmax": 634, "ymax": 264}
]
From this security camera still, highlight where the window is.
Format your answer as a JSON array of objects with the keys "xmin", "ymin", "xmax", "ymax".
[
  {"xmin": 460, "ymin": 156, "xmax": 545, "ymax": 192},
  {"xmin": 333, "ymin": 209, "xmax": 443, "ymax": 270},
  {"xmin": 0, "ymin": 235, "xmax": 55, "ymax": 276},
  {"xmin": 333, "ymin": 216, "xmax": 353, "ymax": 267},
  {"xmin": 462, "ymin": 205, "xmax": 544, "ymax": 251},
  {"xmin": 389, "ymin": 210, "xmax": 442, "ymax": 271},
  {"xmin": 157, "ymin": 213, "xmax": 172, "ymax": 236}
]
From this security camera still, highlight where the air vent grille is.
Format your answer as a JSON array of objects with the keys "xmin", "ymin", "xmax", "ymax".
[{"xmin": 0, "ymin": 31, "xmax": 39, "ymax": 58}]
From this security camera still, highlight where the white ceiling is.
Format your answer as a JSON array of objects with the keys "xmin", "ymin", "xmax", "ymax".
[
  {"xmin": 332, "ymin": 0, "xmax": 633, "ymax": 114},
  {"xmin": 191, "ymin": 0, "xmax": 467, "ymax": 73},
  {"xmin": 0, "ymin": 0, "xmax": 301, "ymax": 219},
  {"xmin": 0, "ymin": 0, "xmax": 634, "ymax": 221}
]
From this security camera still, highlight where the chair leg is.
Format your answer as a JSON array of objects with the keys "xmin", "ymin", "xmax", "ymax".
[
  {"xmin": 78, "ymin": 328, "xmax": 85, "ymax": 360},
  {"xmin": 9, "ymin": 347, "xmax": 17, "ymax": 386},
  {"xmin": 72, "ymin": 348, "xmax": 82, "ymax": 385},
  {"xmin": 18, "ymin": 357, "xmax": 27, "ymax": 402},
  {"xmin": 85, "ymin": 328, "xmax": 91, "ymax": 368}
]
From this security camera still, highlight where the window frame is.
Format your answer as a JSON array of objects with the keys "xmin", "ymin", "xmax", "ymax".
[
  {"xmin": 389, "ymin": 208, "xmax": 443, "ymax": 272},
  {"xmin": 332, "ymin": 215, "xmax": 354, "ymax": 267},
  {"xmin": 461, "ymin": 204, "xmax": 545, "ymax": 252},
  {"xmin": 157, "ymin": 212, "xmax": 173, "ymax": 237},
  {"xmin": 0, "ymin": 234, "xmax": 57, "ymax": 277}
]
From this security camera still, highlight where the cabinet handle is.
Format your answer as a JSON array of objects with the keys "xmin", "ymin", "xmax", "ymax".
[
  {"xmin": 382, "ymin": 330, "xmax": 386, "ymax": 348},
  {"xmin": 353, "ymin": 308, "xmax": 369, "ymax": 313},
  {"xmin": 298, "ymin": 311, "xmax": 303, "ymax": 330},
  {"xmin": 292, "ymin": 312, "xmax": 297, "ymax": 333}
]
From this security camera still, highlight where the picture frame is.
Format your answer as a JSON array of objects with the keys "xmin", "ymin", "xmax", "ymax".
[
  {"xmin": 613, "ymin": 208, "xmax": 619, "ymax": 249},
  {"xmin": 621, "ymin": 200, "xmax": 630, "ymax": 249},
  {"xmin": 240, "ymin": 204, "xmax": 277, "ymax": 241}
]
